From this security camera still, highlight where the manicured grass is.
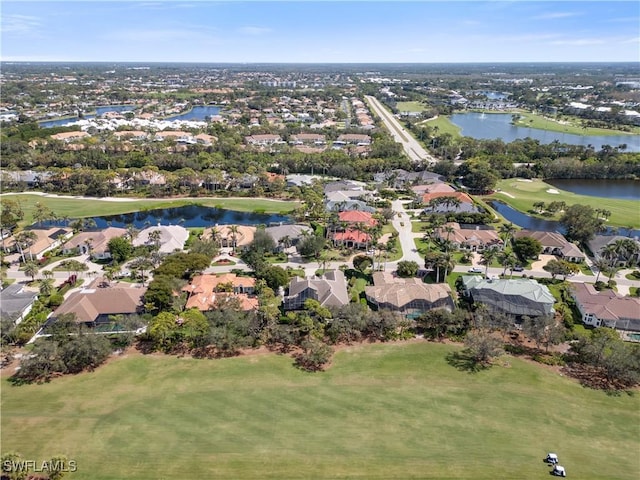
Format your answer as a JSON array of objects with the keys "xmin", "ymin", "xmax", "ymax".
[
  {"xmin": 3, "ymin": 343, "xmax": 637, "ymax": 480},
  {"xmin": 513, "ymin": 111, "xmax": 640, "ymax": 136},
  {"xmin": 396, "ymin": 101, "xmax": 427, "ymax": 112},
  {"xmin": 489, "ymin": 179, "xmax": 640, "ymax": 229},
  {"xmin": 1, "ymin": 194, "xmax": 299, "ymax": 227},
  {"xmin": 421, "ymin": 115, "xmax": 462, "ymax": 137}
]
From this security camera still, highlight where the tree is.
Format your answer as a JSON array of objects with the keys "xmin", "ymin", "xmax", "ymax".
[
  {"xmin": 543, "ymin": 259, "xmax": 578, "ymax": 280},
  {"xmin": 23, "ymin": 260, "xmax": 39, "ymax": 282},
  {"xmin": 33, "ymin": 202, "xmax": 56, "ymax": 226},
  {"xmin": 592, "ymin": 257, "xmax": 611, "ymax": 283},
  {"xmin": 294, "ymin": 337, "xmax": 333, "ymax": 372},
  {"xmin": 464, "ymin": 329, "xmax": 504, "ymax": 366},
  {"xmin": 107, "ymin": 236, "xmax": 133, "ymax": 263},
  {"xmin": 513, "ymin": 236, "xmax": 543, "ymax": 261},
  {"xmin": 499, "ymin": 251, "xmax": 518, "ymax": 276},
  {"xmin": 0, "ymin": 198, "xmax": 24, "ymax": 234},
  {"xmin": 298, "ymin": 234, "xmax": 325, "ymax": 260},
  {"xmin": 61, "ymin": 333, "xmax": 112, "ymax": 373},
  {"xmin": 1, "ymin": 451, "xmax": 29, "ymax": 480},
  {"xmin": 560, "ymin": 204, "xmax": 604, "ymax": 243},
  {"xmin": 259, "ymin": 265, "xmax": 290, "ymax": 291},
  {"xmin": 460, "ymin": 158, "xmax": 498, "ymax": 193},
  {"xmin": 417, "ymin": 309, "xmax": 468, "ymax": 340},
  {"xmin": 352, "ymin": 254, "xmax": 372, "ymax": 273},
  {"xmin": 396, "ymin": 260, "xmax": 419, "ymax": 278},
  {"xmin": 523, "ymin": 315, "xmax": 565, "ymax": 352},
  {"xmin": 14, "ymin": 230, "xmax": 37, "ymax": 263},
  {"xmin": 480, "ymin": 246, "xmax": 500, "ymax": 277},
  {"xmin": 39, "ymin": 278, "xmax": 55, "ymax": 296},
  {"xmin": 498, "ymin": 222, "xmax": 516, "ymax": 247}
]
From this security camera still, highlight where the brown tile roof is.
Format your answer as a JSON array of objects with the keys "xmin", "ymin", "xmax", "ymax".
[
  {"xmin": 365, "ymin": 272, "xmax": 453, "ymax": 310},
  {"xmin": 338, "ymin": 211, "xmax": 378, "ymax": 227},
  {"xmin": 182, "ymin": 274, "xmax": 257, "ymax": 311},
  {"xmin": 421, "ymin": 191, "xmax": 474, "ymax": 205},
  {"xmin": 54, "ymin": 285, "xmax": 147, "ymax": 323},
  {"xmin": 571, "ymin": 283, "xmax": 640, "ymax": 322}
]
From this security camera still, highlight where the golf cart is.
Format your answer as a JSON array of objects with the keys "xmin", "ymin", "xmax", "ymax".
[
  {"xmin": 552, "ymin": 465, "xmax": 567, "ymax": 477},
  {"xmin": 545, "ymin": 453, "xmax": 559, "ymax": 464}
]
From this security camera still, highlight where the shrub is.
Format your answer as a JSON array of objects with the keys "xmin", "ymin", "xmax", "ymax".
[{"xmin": 48, "ymin": 293, "xmax": 64, "ymax": 307}]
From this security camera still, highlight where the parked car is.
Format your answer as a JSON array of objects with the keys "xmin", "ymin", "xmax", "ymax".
[
  {"xmin": 468, "ymin": 266, "xmax": 483, "ymax": 273},
  {"xmin": 513, "ymin": 265, "xmax": 524, "ymax": 272},
  {"xmin": 545, "ymin": 453, "xmax": 559, "ymax": 464},
  {"xmin": 552, "ymin": 465, "xmax": 566, "ymax": 477}
]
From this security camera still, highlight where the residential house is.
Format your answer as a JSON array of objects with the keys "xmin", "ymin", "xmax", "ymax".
[
  {"xmin": 331, "ymin": 210, "xmax": 379, "ymax": 249},
  {"xmin": 133, "ymin": 225, "xmax": 189, "ymax": 254},
  {"xmin": 514, "ymin": 230, "xmax": 585, "ymax": 263},
  {"xmin": 435, "ymin": 223, "xmax": 502, "ymax": 252},
  {"xmin": 204, "ymin": 225, "xmax": 257, "ymax": 250},
  {"xmin": 421, "ymin": 191, "xmax": 479, "ymax": 214},
  {"xmin": 63, "ymin": 227, "xmax": 128, "ymax": 260},
  {"xmin": 283, "ymin": 270, "xmax": 349, "ymax": 310},
  {"xmin": 50, "ymin": 131, "xmax": 90, "ymax": 142},
  {"xmin": 245, "ymin": 134, "xmax": 283, "ymax": 147},
  {"xmin": 290, "ymin": 133, "xmax": 326, "ymax": 146},
  {"xmin": 0, "ymin": 283, "xmax": 39, "ymax": 324},
  {"xmin": 10, "ymin": 227, "xmax": 73, "ymax": 260},
  {"xmin": 461, "ymin": 276, "xmax": 555, "ymax": 317},
  {"xmin": 337, "ymin": 210, "xmax": 378, "ymax": 228},
  {"xmin": 374, "ymin": 169, "xmax": 444, "ymax": 189},
  {"xmin": 587, "ymin": 235, "xmax": 640, "ymax": 267},
  {"xmin": 265, "ymin": 224, "xmax": 313, "ymax": 251},
  {"xmin": 571, "ymin": 283, "xmax": 640, "ymax": 332},
  {"xmin": 365, "ymin": 272, "xmax": 454, "ymax": 318},
  {"xmin": 412, "ymin": 183, "xmax": 456, "ymax": 197},
  {"xmin": 336, "ymin": 134, "xmax": 371, "ymax": 145},
  {"xmin": 52, "ymin": 284, "xmax": 147, "ymax": 326},
  {"xmin": 182, "ymin": 273, "xmax": 258, "ymax": 311}
]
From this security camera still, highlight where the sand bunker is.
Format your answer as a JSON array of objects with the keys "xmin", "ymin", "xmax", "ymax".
[{"xmin": 546, "ymin": 188, "xmax": 560, "ymax": 194}]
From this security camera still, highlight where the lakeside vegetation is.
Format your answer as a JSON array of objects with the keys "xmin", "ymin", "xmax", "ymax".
[
  {"xmin": 512, "ymin": 111, "xmax": 640, "ymax": 136},
  {"xmin": 2, "ymin": 342, "xmax": 638, "ymax": 480},
  {"xmin": 0, "ymin": 194, "xmax": 300, "ymax": 227},
  {"xmin": 488, "ymin": 179, "xmax": 640, "ymax": 229}
]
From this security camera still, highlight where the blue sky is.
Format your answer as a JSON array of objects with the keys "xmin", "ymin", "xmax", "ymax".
[{"xmin": 1, "ymin": 1, "xmax": 639, "ymax": 63}]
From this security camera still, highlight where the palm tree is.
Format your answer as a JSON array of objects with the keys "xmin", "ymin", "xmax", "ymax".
[
  {"xmin": 39, "ymin": 278, "xmax": 54, "ymax": 296},
  {"xmin": 148, "ymin": 229, "xmax": 162, "ymax": 251},
  {"xmin": 499, "ymin": 223, "xmax": 516, "ymax": 249},
  {"xmin": 228, "ymin": 225, "xmax": 240, "ymax": 253},
  {"xmin": 24, "ymin": 260, "xmax": 39, "ymax": 282},
  {"xmin": 592, "ymin": 257, "xmax": 610, "ymax": 283},
  {"xmin": 15, "ymin": 230, "xmax": 37, "ymax": 263},
  {"xmin": 126, "ymin": 224, "xmax": 139, "ymax": 243},
  {"xmin": 441, "ymin": 251, "xmax": 455, "ymax": 280},
  {"xmin": 42, "ymin": 269, "xmax": 54, "ymax": 280},
  {"xmin": 499, "ymin": 251, "xmax": 518, "ymax": 277},
  {"xmin": 481, "ymin": 246, "xmax": 500, "ymax": 278}
]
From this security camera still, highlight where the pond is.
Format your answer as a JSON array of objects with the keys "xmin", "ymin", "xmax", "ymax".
[
  {"xmin": 487, "ymin": 200, "xmax": 640, "ymax": 237},
  {"xmin": 546, "ymin": 179, "xmax": 640, "ymax": 200},
  {"xmin": 71, "ymin": 205, "xmax": 290, "ymax": 229},
  {"xmin": 450, "ymin": 112, "xmax": 640, "ymax": 152},
  {"xmin": 164, "ymin": 105, "xmax": 221, "ymax": 121},
  {"xmin": 38, "ymin": 105, "xmax": 136, "ymax": 128}
]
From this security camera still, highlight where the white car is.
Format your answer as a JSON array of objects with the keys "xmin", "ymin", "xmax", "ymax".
[
  {"xmin": 552, "ymin": 465, "xmax": 566, "ymax": 477},
  {"xmin": 545, "ymin": 453, "xmax": 559, "ymax": 464},
  {"xmin": 468, "ymin": 266, "xmax": 483, "ymax": 273}
]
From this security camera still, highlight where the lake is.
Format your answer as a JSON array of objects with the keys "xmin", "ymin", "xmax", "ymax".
[
  {"xmin": 76, "ymin": 205, "xmax": 290, "ymax": 229},
  {"xmin": 38, "ymin": 105, "xmax": 136, "ymax": 128},
  {"xmin": 450, "ymin": 112, "xmax": 640, "ymax": 152},
  {"xmin": 546, "ymin": 179, "xmax": 640, "ymax": 200},
  {"xmin": 488, "ymin": 200, "xmax": 640, "ymax": 237},
  {"xmin": 164, "ymin": 105, "xmax": 221, "ymax": 121}
]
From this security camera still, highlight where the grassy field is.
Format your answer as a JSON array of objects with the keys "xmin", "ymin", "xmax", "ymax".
[
  {"xmin": 489, "ymin": 179, "xmax": 640, "ymax": 229},
  {"xmin": 513, "ymin": 111, "xmax": 640, "ymax": 136},
  {"xmin": 420, "ymin": 115, "xmax": 462, "ymax": 137},
  {"xmin": 0, "ymin": 194, "xmax": 300, "ymax": 227},
  {"xmin": 2, "ymin": 342, "xmax": 638, "ymax": 480},
  {"xmin": 396, "ymin": 101, "xmax": 427, "ymax": 112}
]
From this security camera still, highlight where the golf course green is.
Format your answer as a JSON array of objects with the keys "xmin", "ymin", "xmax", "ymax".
[{"xmin": 2, "ymin": 342, "xmax": 638, "ymax": 479}]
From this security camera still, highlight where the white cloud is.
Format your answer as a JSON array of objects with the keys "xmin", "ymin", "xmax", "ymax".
[
  {"xmin": 1, "ymin": 14, "xmax": 41, "ymax": 34},
  {"xmin": 549, "ymin": 38, "xmax": 606, "ymax": 46},
  {"xmin": 532, "ymin": 12, "xmax": 581, "ymax": 20},
  {"xmin": 238, "ymin": 26, "xmax": 272, "ymax": 36},
  {"xmin": 103, "ymin": 28, "xmax": 218, "ymax": 43}
]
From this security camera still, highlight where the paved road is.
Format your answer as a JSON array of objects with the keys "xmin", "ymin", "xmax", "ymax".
[{"xmin": 365, "ymin": 95, "xmax": 439, "ymax": 164}]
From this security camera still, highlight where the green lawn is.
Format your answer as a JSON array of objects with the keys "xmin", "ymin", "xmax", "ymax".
[
  {"xmin": 513, "ymin": 111, "xmax": 640, "ymax": 136},
  {"xmin": 1, "ymin": 194, "xmax": 300, "ymax": 227},
  {"xmin": 2, "ymin": 343, "xmax": 638, "ymax": 480},
  {"xmin": 420, "ymin": 115, "xmax": 462, "ymax": 137},
  {"xmin": 489, "ymin": 179, "xmax": 640, "ymax": 229},
  {"xmin": 396, "ymin": 101, "xmax": 427, "ymax": 113}
]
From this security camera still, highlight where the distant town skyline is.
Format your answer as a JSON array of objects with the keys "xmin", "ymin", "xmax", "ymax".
[{"xmin": 1, "ymin": 1, "xmax": 639, "ymax": 63}]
